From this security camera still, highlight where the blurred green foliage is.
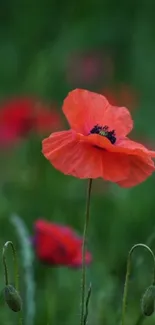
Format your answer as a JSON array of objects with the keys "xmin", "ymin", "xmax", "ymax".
[{"xmin": 1, "ymin": 1, "xmax": 155, "ymax": 324}]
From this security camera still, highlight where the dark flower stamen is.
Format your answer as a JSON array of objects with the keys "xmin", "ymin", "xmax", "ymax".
[{"xmin": 90, "ymin": 124, "xmax": 116, "ymax": 144}]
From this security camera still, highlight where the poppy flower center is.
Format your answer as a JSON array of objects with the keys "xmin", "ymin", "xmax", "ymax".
[{"xmin": 90, "ymin": 124, "xmax": 116, "ymax": 144}]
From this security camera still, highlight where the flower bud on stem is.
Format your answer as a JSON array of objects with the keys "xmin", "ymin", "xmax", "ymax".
[
  {"xmin": 141, "ymin": 284, "xmax": 155, "ymax": 316},
  {"xmin": 2, "ymin": 241, "xmax": 22, "ymax": 323},
  {"xmin": 121, "ymin": 243, "xmax": 155, "ymax": 325}
]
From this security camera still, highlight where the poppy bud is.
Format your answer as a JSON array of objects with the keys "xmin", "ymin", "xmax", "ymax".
[
  {"xmin": 141, "ymin": 285, "xmax": 155, "ymax": 316},
  {"xmin": 4, "ymin": 284, "xmax": 22, "ymax": 312}
]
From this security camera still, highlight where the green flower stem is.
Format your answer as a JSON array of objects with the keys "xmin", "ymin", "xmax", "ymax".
[
  {"xmin": 80, "ymin": 178, "xmax": 92, "ymax": 325},
  {"xmin": 121, "ymin": 243, "xmax": 155, "ymax": 325},
  {"xmin": 2, "ymin": 241, "xmax": 19, "ymax": 290},
  {"xmin": 84, "ymin": 283, "xmax": 92, "ymax": 325}
]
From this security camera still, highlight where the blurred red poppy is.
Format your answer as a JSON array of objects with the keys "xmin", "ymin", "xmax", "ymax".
[
  {"xmin": 67, "ymin": 51, "xmax": 114, "ymax": 86},
  {"xmin": 0, "ymin": 97, "xmax": 62, "ymax": 145},
  {"xmin": 42, "ymin": 88, "xmax": 155, "ymax": 188},
  {"xmin": 101, "ymin": 84, "xmax": 137, "ymax": 111},
  {"xmin": 33, "ymin": 219, "xmax": 92, "ymax": 267}
]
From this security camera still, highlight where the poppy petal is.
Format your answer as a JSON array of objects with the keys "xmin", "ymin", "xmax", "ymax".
[
  {"xmin": 63, "ymin": 89, "xmax": 133, "ymax": 136},
  {"xmin": 77, "ymin": 133, "xmax": 155, "ymax": 159},
  {"xmin": 117, "ymin": 155, "xmax": 155, "ymax": 188},
  {"xmin": 42, "ymin": 131, "xmax": 130, "ymax": 182},
  {"xmin": 116, "ymin": 138, "xmax": 155, "ymax": 158}
]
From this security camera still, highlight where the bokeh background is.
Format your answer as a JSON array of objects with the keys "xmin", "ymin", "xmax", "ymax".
[{"xmin": 1, "ymin": 1, "xmax": 155, "ymax": 324}]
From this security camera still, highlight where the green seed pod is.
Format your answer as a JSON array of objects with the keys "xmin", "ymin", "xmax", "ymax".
[
  {"xmin": 141, "ymin": 285, "xmax": 155, "ymax": 316},
  {"xmin": 4, "ymin": 285, "xmax": 22, "ymax": 312}
]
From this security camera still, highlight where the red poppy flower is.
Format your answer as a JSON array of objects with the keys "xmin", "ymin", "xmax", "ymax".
[
  {"xmin": 33, "ymin": 219, "xmax": 92, "ymax": 267},
  {"xmin": 0, "ymin": 97, "xmax": 62, "ymax": 145},
  {"xmin": 42, "ymin": 89, "xmax": 155, "ymax": 188}
]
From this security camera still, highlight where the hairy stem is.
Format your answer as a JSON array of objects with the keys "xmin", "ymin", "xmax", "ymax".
[
  {"xmin": 2, "ymin": 241, "xmax": 19, "ymax": 290},
  {"xmin": 84, "ymin": 283, "xmax": 92, "ymax": 325},
  {"xmin": 80, "ymin": 179, "xmax": 92, "ymax": 325}
]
